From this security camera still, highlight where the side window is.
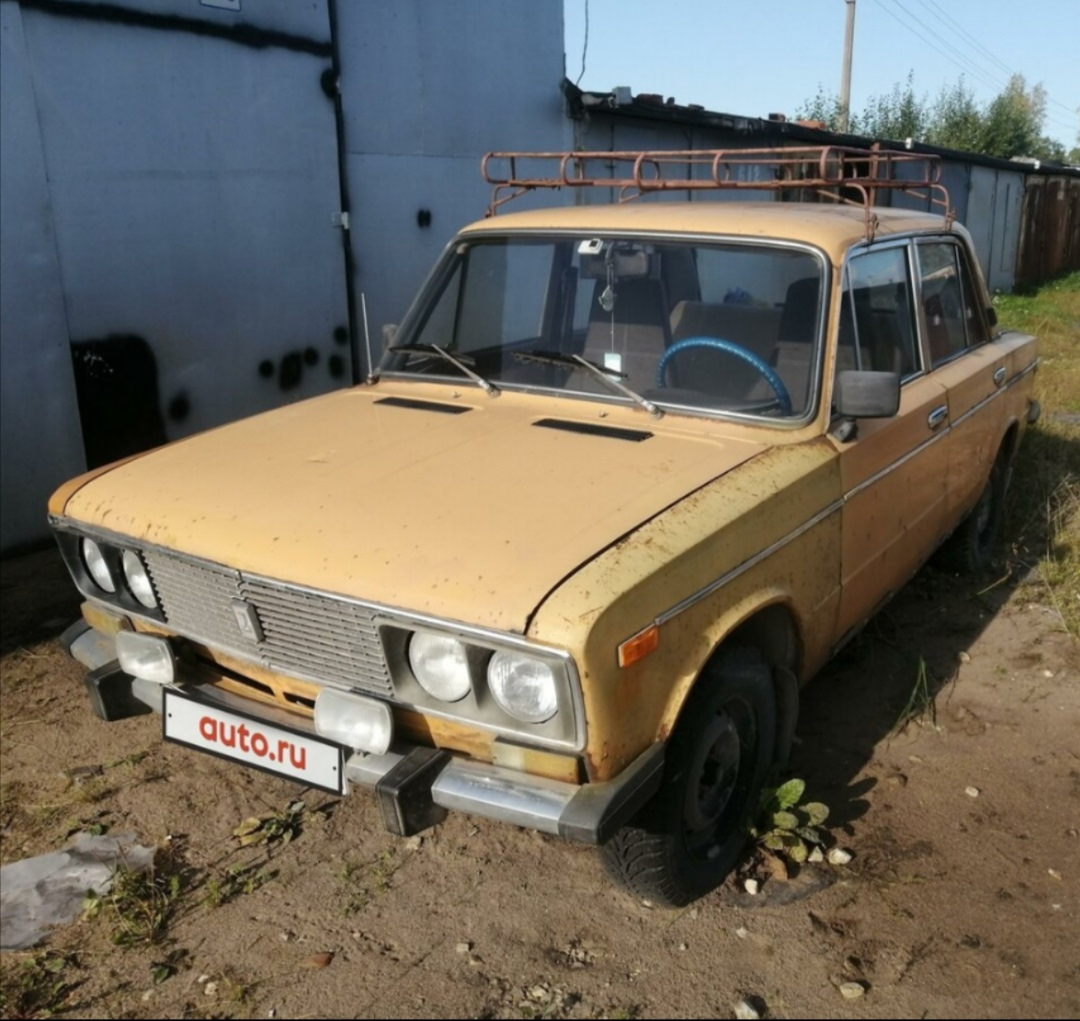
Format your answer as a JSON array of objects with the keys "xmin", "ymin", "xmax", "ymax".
[
  {"xmin": 837, "ymin": 247, "xmax": 920, "ymax": 379},
  {"xmin": 917, "ymin": 242, "xmax": 970, "ymax": 367}
]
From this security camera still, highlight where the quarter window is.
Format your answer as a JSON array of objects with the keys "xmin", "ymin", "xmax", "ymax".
[{"xmin": 917, "ymin": 242, "xmax": 971, "ymax": 367}]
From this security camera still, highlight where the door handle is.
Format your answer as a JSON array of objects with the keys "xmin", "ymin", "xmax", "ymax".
[
  {"xmin": 927, "ymin": 405, "xmax": 948, "ymax": 429},
  {"xmin": 993, "ymin": 366, "xmax": 1007, "ymax": 387}
]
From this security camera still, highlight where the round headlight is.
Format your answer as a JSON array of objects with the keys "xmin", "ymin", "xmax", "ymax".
[
  {"xmin": 487, "ymin": 651, "xmax": 558, "ymax": 723},
  {"xmin": 408, "ymin": 632, "xmax": 471, "ymax": 702},
  {"xmin": 81, "ymin": 538, "xmax": 116, "ymax": 593},
  {"xmin": 122, "ymin": 549, "xmax": 157, "ymax": 609}
]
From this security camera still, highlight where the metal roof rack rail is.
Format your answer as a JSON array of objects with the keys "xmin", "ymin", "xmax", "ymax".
[{"xmin": 481, "ymin": 145, "xmax": 954, "ymax": 240}]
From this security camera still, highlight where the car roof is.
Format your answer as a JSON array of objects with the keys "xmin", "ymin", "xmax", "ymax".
[{"xmin": 460, "ymin": 201, "xmax": 955, "ymax": 262}]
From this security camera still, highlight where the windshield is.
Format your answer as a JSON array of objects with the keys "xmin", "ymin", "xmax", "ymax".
[{"xmin": 383, "ymin": 235, "xmax": 825, "ymax": 420}]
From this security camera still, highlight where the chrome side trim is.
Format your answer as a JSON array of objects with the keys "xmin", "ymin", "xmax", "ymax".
[
  {"xmin": 653, "ymin": 498, "xmax": 843, "ymax": 628},
  {"xmin": 840, "ymin": 421, "xmax": 952, "ymax": 505},
  {"xmin": 645, "ymin": 356, "xmax": 1039, "ymax": 631},
  {"xmin": 951, "ymin": 359, "xmax": 1039, "ymax": 430}
]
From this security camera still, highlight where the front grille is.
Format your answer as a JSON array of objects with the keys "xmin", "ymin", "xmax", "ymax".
[{"xmin": 143, "ymin": 551, "xmax": 394, "ymax": 696}]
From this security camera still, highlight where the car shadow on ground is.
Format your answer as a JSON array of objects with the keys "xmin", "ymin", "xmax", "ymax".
[
  {"xmin": 786, "ymin": 423, "xmax": 1079, "ymax": 836},
  {"xmin": 0, "ymin": 545, "xmax": 82, "ymax": 657}
]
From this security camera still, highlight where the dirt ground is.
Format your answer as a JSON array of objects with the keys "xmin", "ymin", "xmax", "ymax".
[{"xmin": 1, "ymin": 545, "xmax": 1077, "ymax": 1019}]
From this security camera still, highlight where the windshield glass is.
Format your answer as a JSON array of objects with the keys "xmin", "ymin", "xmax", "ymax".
[{"xmin": 384, "ymin": 236, "xmax": 825, "ymax": 420}]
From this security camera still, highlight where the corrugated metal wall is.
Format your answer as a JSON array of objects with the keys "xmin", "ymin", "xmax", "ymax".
[
  {"xmin": 335, "ymin": 2, "xmax": 571, "ymax": 367},
  {"xmin": 0, "ymin": 2, "xmax": 87, "ymax": 548},
  {"xmin": 0, "ymin": 0, "xmax": 569, "ymax": 552}
]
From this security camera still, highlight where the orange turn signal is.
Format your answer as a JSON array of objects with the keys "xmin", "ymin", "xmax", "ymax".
[{"xmin": 618, "ymin": 624, "xmax": 659, "ymax": 668}]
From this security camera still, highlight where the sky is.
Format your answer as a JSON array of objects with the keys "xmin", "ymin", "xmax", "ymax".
[{"xmin": 563, "ymin": 0, "xmax": 1079, "ymax": 151}]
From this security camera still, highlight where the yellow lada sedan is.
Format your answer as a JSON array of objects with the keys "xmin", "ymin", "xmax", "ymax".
[{"xmin": 49, "ymin": 149, "xmax": 1039, "ymax": 905}]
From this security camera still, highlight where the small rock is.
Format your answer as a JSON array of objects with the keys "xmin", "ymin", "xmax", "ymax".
[
  {"xmin": 302, "ymin": 951, "xmax": 335, "ymax": 970},
  {"xmin": 763, "ymin": 854, "xmax": 789, "ymax": 883},
  {"xmin": 735, "ymin": 927, "xmax": 749, "ymax": 939},
  {"xmin": 808, "ymin": 846, "xmax": 824, "ymax": 863},
  {"xmin": 455, "ymin": 942, "xmax": 472, "ymax": 955},
  {"xmin": 839, "ymin": 981, "xmax": 865, "ymax": 999},
  {"xmin": 468, "ymin": 955, "xmax": 483, "ymax": 967},
  {"xmin": 1042, "ymin": 669, "xmax": 1054, "ymax": 678},
  {"xmin": 66, "ymin": 764, "xmax": 104, "ymax": 786},
  {"xmin": 641, "ymin": 899, "xmax": 655, "ymax": 909},
  {"xmin": 678, "ymin": 942, "xmax": 688, "ymax": 951},
  {"xmin": 958, "ymin": 651, "xmax": 971, "ymax": 664},
  {"xmin": 141, "ymin": 990, "xmax": 154, "ymax": 1002},
  {"xmin": 405, "ymin": 835, "xmax": 423, "ymax": 851},
  {"xmin": 268, "ymin": 1011, "xmax": 276, "ymax": 1019},
  {"xmin": 204, "ymin": 982, "xmax": 218, "ymax": 997},
  {"xmin": 197, "ymin": 974, "xmax": 210, "ymax": 985},
  {"xmin": 734, "ymin": 999, "xmax": 761, "ymax": 1019},
  {"xmin": 827, "ymin": 848, "xmax": 853, "ymax": 866},
  {"xmin": 965, "ymin": 786, "xmax": 981, "ymax": 798},
  {"xmin": 1048, "ymin": 868, "xmax": 1062, "ymax": 881},
  {"xmin": 689, "ymin": 907, "xmax": 699, "ymax": 920},
  {"xmin": 743, "ymin": 878, "xmax": 759, "ymax": 895}
]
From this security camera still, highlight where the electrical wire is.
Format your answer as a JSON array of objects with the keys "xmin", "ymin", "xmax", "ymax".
[
  {"xmin": 872, "ymin": 0, "xmax": 1077, "ymax": 136},
  {"xmin": 575, "ymin": 0, "xmax": 589, "ymax": 86}
]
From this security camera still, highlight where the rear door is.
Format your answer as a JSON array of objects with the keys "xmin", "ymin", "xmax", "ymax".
[{"xmin": 913, "ymin": 238, "xmax": 1006, "ymax": 525}]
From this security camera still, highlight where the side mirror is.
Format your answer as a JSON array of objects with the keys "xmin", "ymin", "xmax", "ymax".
[{"xmin": 834, "ymin": 370, "xmax": 900, "ymax": 419}]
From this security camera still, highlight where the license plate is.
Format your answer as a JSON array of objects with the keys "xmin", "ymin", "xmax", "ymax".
[{"xmin": 163, "ymin": 689, "xmax": 344, "ymax": 794}]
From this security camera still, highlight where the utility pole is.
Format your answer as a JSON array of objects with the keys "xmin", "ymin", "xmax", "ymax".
[{"xmin": 839, "ymin": 0, "xmax": 857, "ymax": 132}]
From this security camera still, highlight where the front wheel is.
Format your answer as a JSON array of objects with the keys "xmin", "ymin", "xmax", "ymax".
[{"xmin": 601, "ymin": 647, "xmax": 776, "ymax": 906}]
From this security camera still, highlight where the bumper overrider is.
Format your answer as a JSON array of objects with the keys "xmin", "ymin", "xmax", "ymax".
[{"xmin": 61, "ymin": 616, "xmax": 664, "ymax": 845}]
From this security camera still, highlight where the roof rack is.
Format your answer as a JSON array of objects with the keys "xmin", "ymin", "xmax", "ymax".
[{"xmin": 481, "ymin": 145, "xmax": 954, "ymax": 240}]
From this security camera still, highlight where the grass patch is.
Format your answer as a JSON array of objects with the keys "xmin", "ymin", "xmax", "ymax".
[
  {"xmin": 0, "ymin": 950, "xmax": 79, "ymax": 1019},
  {"xmin": 994, "ymin": 271, "xmax": 1080, "ymax": 635},
  {"xmin": 82, "ymin": 853, "xmax": 184, "ymax": 947}
]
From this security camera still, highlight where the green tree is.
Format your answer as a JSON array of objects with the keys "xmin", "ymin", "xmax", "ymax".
[
  {"xmin": 855, "ymin": 72, "xmax": 928, "ymax": 141},
  {"xmin": 926, "ymin": 78, "xmax": 983, "ymax": 153},
  {"xmin": 979, "ymin": 75, "xmax": 1047, "ymax": 158},
  {"xmin": 796, "ymin": 74, "xmax": 1069, "ymax": 161}
]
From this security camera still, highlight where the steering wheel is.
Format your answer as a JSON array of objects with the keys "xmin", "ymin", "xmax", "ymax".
[{"xmin": 656, "ymin": 337, "xmax": 793, "ymax": 416}]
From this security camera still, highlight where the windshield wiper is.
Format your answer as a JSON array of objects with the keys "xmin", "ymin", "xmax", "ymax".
[
  {"xmin": 513, "ymin": 350, "xmax": 662, "ymax": 419},
  {"xmin": 389, "ymin": 343, "xmax": 499, "ymax": 397}
]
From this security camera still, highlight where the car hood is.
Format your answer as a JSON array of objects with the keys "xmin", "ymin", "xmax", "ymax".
[{"xmin": 60, "ymin": 383, "xmax": 765, "ymax": 633}]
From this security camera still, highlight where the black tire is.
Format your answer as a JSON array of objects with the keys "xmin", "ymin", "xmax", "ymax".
[
  {"xmin": 938, "ymin": 452, "xmax": 1009, "ymax": 575},
  {"xmin": 601, "ymin": 647, "xmax": 776, "ymax": 907}
]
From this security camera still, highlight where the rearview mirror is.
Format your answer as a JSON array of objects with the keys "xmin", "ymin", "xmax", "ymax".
[{"xmin": 834, "ymin": 370, "xmax": 900, "ymax": 419}]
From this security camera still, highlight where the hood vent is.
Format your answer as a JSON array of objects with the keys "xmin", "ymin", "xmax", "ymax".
[
  {"xmin": 533, "ymin": 418, "xmax": 653, "ymax": 442},
  {"xmin": 374, "ymin": 397, "xmax": 471, "ymax": 415}
]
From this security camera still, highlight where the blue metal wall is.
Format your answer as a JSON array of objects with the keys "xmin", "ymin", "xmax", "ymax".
[{"xmin": 0, "ymin": 0, "xmax": 570, "ymax": 550}]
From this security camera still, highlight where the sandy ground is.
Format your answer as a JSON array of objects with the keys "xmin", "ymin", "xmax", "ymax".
[{"xmin": 1, "ymin": 546, "xmax": 1077, "ymax": 1019}]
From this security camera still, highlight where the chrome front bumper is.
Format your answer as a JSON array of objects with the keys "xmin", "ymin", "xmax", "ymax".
[{"xmin": 66, "ymin": 622, "xmax": 663, "ymax": 845}]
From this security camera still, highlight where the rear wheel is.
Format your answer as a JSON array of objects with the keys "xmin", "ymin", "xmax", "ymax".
[
  {"xmin": 938, "ymin": 452, "xmax": 1009, "ymax": 575},
  {"xmin": 601, "ymin": 647, "xmax": 776, "ymax": 906}
]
